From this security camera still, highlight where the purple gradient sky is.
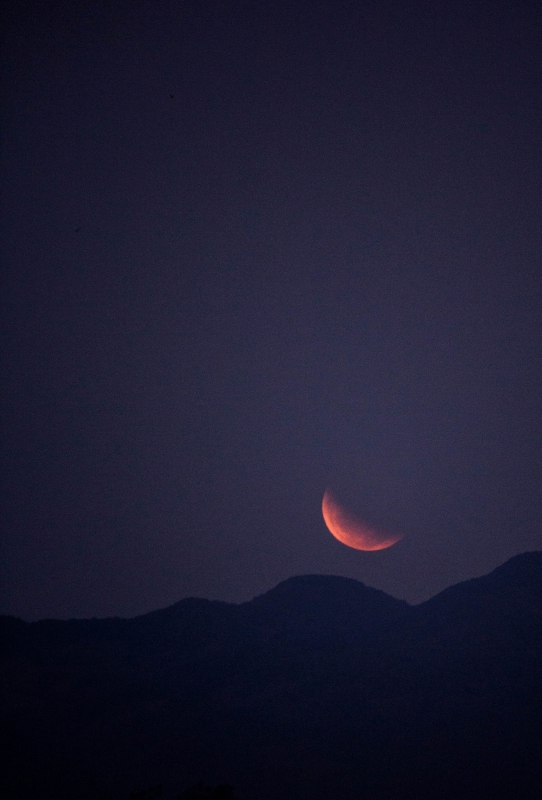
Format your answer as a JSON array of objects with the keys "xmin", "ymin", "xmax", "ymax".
[{"xmin": 2, "ymin": 0, "xmax": 542, "ymax": 620}]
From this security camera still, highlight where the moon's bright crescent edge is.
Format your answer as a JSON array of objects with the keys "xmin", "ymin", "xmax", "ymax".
[{"xmin": 322, "ymin": 489, "xmax": 402, "ymax": 551}]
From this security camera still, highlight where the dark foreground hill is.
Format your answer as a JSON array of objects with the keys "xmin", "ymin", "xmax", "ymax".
[{"xmin": 2, "ymin": 553, "xmax": 542, "ymax": 800}]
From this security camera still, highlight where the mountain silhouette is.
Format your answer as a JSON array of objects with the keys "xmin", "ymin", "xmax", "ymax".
[{"xmin": 2, "ymin": 553, "xmax": 541, "ymax": 800}]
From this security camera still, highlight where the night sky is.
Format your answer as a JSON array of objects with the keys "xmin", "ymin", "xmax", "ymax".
[{"xmin": 2, "ymin": 0, "xmax": 541, "ymax": 621}]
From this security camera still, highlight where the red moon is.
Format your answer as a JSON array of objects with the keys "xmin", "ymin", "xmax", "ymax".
[{"xmin": 322, "ymin": 489, "xmax": 402, "ymax": 551}]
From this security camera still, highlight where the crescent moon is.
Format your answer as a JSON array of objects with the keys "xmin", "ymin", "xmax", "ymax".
[{"xmin": 322, "ymin": 488, "xmax": 402, "ymax": 551}]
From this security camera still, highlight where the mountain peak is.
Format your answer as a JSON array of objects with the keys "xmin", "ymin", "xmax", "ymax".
[
  {"xmin": 242, "ymin": 573, "xmax": 410, "ymax": 641},
  {"xmin": 487, "ymin": 550, "xmax": 542, "ymax": 586},
  {"xmin": 419, "ymin": 550, "xmax": 542, "ymax": 611}
]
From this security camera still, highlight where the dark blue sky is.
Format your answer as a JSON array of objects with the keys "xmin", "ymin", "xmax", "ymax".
[{"xmin": 2, "ymin": 0, "xmax": 542, "ymax": 619}]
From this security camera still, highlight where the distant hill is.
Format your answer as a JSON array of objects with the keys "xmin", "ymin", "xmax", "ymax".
[{"xmin": 2, "ymin": 553, "xmax": 541, "ymax": 800}]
